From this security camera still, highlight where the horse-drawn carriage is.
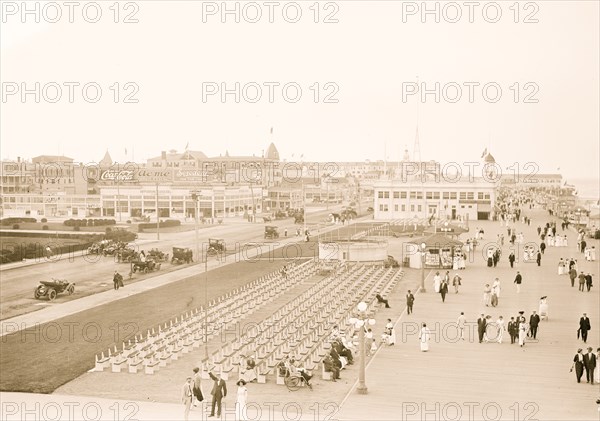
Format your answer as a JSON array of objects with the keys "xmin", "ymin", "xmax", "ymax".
[
  {"xmin": 34, "ymin": 279, "xmax": 75, "ymax": 301},
  {"xmin": 172, "ymin": 247, "xmax": 193, "ymax": 264}
]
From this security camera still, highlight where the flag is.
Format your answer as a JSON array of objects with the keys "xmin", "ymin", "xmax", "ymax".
[
  {"xmin": 481, "ymin": 148, "xmax": 487, "ymax": 158},
  {"xmin": 270, "ymin": 127, "xmax": 273, "ymax": 135},
  {"xmin": 557, "ymin": 167, "xmax": 560, "ymax": 171},
  {"xmin": 124, "ymin": 148, "xmax": 127, "ymax": 155},
  {"xmin": 185, "ymin": 142, "xmax": 189, "ymax": 150}
]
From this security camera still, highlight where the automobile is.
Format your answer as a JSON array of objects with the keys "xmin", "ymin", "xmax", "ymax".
[
  {"xmin": 208, "ymin": 238, "xmax": 226, "ymax": 255},
  {"xmin": 367, "ymin": 206, "xmax": 374, "ymax": 212},
  {"xmin": 172, "ymin": 247, "xmax": 193, "ymax": 264},
  {"xmin": 384, "ymin": 255, "xmax": 400, "ymax": 268},
  {"xmin": 264, "ymin": 226, "xmax": 280, "ymax": 239},
  {"xmin": 34, "ymin": 279, "xmax": 75, "ymax": 301}
]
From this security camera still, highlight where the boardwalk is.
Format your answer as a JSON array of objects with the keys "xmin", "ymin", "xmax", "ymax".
[{"xmin": 337, "ymin": 209, "xmax": 600, "ymax": 420}]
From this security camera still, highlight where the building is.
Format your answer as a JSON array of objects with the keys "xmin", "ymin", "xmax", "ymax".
[{"xmin": 373, "ymin": 176, "xmax": 496, "ymax": 221}]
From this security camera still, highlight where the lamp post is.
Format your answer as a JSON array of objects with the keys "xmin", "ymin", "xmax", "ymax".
[
  {"xmin": 349, "ymin": 301, "xmax": 376, "ymax": 395},
  {"xmin": 420, "ymin": 242, "xmax": 427, "ymax": 292},
  {"xmin": 204, "ymin": 246, "xmax": 209, "ymax": 360}
]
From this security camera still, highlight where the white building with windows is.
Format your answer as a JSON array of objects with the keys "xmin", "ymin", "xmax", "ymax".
[{"xmin": 373, "ymin": 177, "xmax": 497, "ymax": 221}]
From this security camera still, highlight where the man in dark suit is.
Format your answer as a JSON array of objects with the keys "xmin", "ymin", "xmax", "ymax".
[
  {"xmin": 208, "ymin": 371, "xmax": 227, "ymax": 417},
  {"xmin": 584, "ymin": 347, "xmax": 597, "ymax": 384},
  {"xmin": 514, "ymin": 271, "xmax": 522, "ymax": 293},
  {"xmin": 580, "ymin": 313, "xmax": 591, "ymax": 343},
  {"xmin": 569, "ymin": 267, "xmax": 577, "ymax": 287},
  {"xmin": 585, "ymin": 273, "xmax": 593, "ymax": 292},
  {"xmin": 508, "ymin": 252, "xmax": 515, "ymax": 268},
  {"xmin": 529, "ymin": 311, "xmax": 540, "ymax": 339},
  {"xmin": 507, "ymin": 317, "xmax": 517, "ymax": 344},
  {"xmin": 376, "ymin": 294, "xmax": 391, "ymax": 308},
  {"xmin": 477, "ymin": 314, "xmax": 487, "ymax": 343},
  {"xmin": 573, "ymin": 349, "xmax": 585, "ymax": 383},
  {"xmin": 406, "ymin": 290, "xmax": 415, "ymax": 314}
]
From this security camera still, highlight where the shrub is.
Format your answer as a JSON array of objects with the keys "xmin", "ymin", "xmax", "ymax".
[
  {"xmin": 126, "ymin": 220, "xmax": 131, "ymax": 224},
  {"xmin": 41, "ymin": 218, "xmax": 48, "ymax": 223},
  {"xmin": 42, "ymin": 225, "xmax": 49, "ymax": 230},
  {"xmin": 138, "ymin": 219, "xmax": 181, "ymax": 229},
  {"xmin": 12, "ymin": 224, "xmax": 19, "ymax": 229}
]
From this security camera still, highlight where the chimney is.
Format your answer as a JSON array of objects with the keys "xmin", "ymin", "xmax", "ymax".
[
  {"xmin": 161, "ymin": 151, "xmax": 167, "ymax": 160},
  {"xmin": 17, "ymin": 157, "xmax": 21, "ymax": 163}
]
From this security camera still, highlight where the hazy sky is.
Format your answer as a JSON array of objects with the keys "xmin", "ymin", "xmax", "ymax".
[{"xmin": 1, "ymin": 1, "xmax": 599, "ymax": 181}]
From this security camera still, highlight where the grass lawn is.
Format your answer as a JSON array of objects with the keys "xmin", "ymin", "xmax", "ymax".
[
  {"xmin": 0, "ymin": 258, "xmax": 291, "ymax": 393},
  {"xmin": 6, "ymin": 222, "xmax": 108, "ymax": 232},
  {"xmin": 0, "ymin": 236, "xmax": 87, "ymax": 247}
]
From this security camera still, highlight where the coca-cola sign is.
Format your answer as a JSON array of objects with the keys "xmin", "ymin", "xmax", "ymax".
[{"xmin": 100, "ymin": 170, "xmax": 135, "ymax": 182}]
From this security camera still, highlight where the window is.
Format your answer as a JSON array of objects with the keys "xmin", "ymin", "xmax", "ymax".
[
  {"xmin": 401, "ymin": 204, "xmax": 406, "ymax": 211},
  {"xmin": 410, "ymin": 192, "xmax": 416, "ymax": 199},
  {"xmin": 384, "ymin": 204, "xmax": 389, "ymax": 211},
  {"xmin": 450, "ymin": 192, "xmax": 457, "ymax": 200},
  {"xmin": 379, "ymin": 204, "xmax": 384, "ymax": 211},
  {"xmin": 400, "ymin": 192, "xmax": 407, "ymax": 199},
  {"xmin": 411, "ymin": 205, "xmax": 415, "ymax": 212},
  {"xmin": 433, "ymin": 192, "xmax": 440, "ymax": 199},
  {"xmin": 418, "ymin": 205, "xmax": 422, "ymax": 212},
  {"xmin": 426, "ymin": 192, "xmax": 433, "ymax": 199},
  {"xmin": 393, "ymin": 191, "xmax": 400, "ymax": 199},
  {"xmin": 416, "ymin": 192, "xmax": 423, "ymax": 199},
  {"xmin": 466, "ymin": 192, "xmax": 474, "ymax": 200},
  {"xmin": 378, "ymin": 191, "xmax": 384, "ymax": 199},
  {"xmin": 459, "ymin": 192, "xmax": 467, "ymax": 200},
  {"xmin": 478, "ymin": 192, "xmax": 484, "ymax": 200},
  {"xmin": 484, "ymin": 193, "xmax": 490, "ymax": 200},
  {"xmin": 384, "ymin": 191, "xmax": 390, "ymax": 199},
  {"xmin": 443, "ymin": 192, "xmax": 450, "ymax": 199},
  {"xmin": 394, "ymin": 204, "xmax": 399, "ymax": 211}
]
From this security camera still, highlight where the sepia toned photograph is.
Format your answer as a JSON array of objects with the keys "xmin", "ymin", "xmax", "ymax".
[{"xmin": 1, "ymin": 1, "xmax": 599, "ymax": 420}]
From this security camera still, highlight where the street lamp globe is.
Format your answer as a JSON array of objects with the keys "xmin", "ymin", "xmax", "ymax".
[
  {"xmin": 355, "ymin": 319, "xmax": 365, "ymax": 328},
  {"xmin": 368, "ymin": 319, "xmax": 376, "ymax": 326},
  {"xmin": 357, "ymin": 302, "xmax": 368, "ymax": 312},
  {"xmin": 421, "ymin": 242, "xmax": 427, "ymax": 252},
  {"xmin": 348, "ymin": 317, "xmax": 358, "ymax": 325}
]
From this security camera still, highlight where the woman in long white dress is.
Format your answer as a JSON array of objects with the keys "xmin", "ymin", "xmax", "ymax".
[
  {"xmin": 235, "ymin": 380, "xmax": 248, "ymax": 421},
  {"xmin": 518, "ymin": 321, "xmax": 527, "ymax": 347},
  {"xmin": 558, "ymin": 258, "xmax": 565, "ymax": 275},
  {"xmin": 496, "ymin": 316, "xmax": 505, "ymax": 344},
  {"xmin": 433, "ymin": 272, "xmax": 441, "ymax": 293},
  {"xmin": 419, "ymin": 323, "xmax": 431, "ymax": 352}
]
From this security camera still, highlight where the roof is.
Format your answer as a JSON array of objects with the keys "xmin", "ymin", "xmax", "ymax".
[
  {"xmin": 100, "ymin": 150, "xmax": 112, "ymax": 166},
  {"xmin": 265, "ymin": 143, "xmax": 280, "ymax": 160},
  {"xmin": 484, "ymin": 153, "xmax": 496, "ymax": 163},
  {"xmin": 32, "ymin": 155, "xmax": 74, "ymax": 163},
  {"xmin": 407, "ymin": 233, "xmax": 464, "ymax": 248}
]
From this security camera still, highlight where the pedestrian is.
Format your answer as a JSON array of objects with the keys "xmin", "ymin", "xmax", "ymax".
[
  {"xmin": 419, "ymin": 323, "xmax": 431, "ymax": 352},
  {"xmin": 433, "ymin": 272, "xmax": 441, "ymax": 293},
  {"xmin": 113, "ymin": 271, "xmax": 123, "ymax": 291},
  {"xmin": 208, "ymin": 371, "xmax": 227, "ymax": 417},
  {"xmin": 477, "ymin": 313, "xmax": 487, "ymax": 343},
  {"xmin": 496, "ymin": 316, "xmax": 505, "ymax": 344},
  {"xmin": 235, "ymin": 379, "xmax": 248, "ymax": 421},
  {"xmin": 579, "ymin": 313, "xmax": 591, "ymax": 343},
  {"xmin": 578, "ymin": 272, "xmax": 586, "ymax": 292},
  {"xmin": 457, "ymin": 312, "xmax": 466, "ymax": 340},
  {"xmin": 536, "ymin": 252, "xmax": 541, "ymax": 266},
  {"xmin": 182, "ymin": 377, "xmax": 193, "ymax": 421},
  {"xmin": 508, "ymin": 317, "xmax": 518, "ymax": 344},
  {"xmin": 540, "ymin": 242, "xmax": 546, "ymax": 254},
  {"xmin": 572, "ymin": 349, "xmax": 585, "ymax": 383},
  {"xmin": 585, "ymin": 273, "xmax": 593, "ymax": 292},
  {"xmin": 514, "ymin": 271, "xmax": 522, "ymax": 293},
  {"xmin": 584, "ymin": 347, "xmax": 597, "ymax": 384},
  {"xmin": 483, "ymin": 284, "xmax": 492, "ymax": 307},
  {"xmin": 284, "ymin": 228, "xmax": 288, "ymax": 237},
  {"xmin": 529, "ymin": 311, "xmax": 540, "ymax": 339},
  {"xmin": 509, "ymin": 252, "xmax": 516, "ymax": 268},
  {"xmin": 452, "ymin": 273, "xmax": 462, "ymax": 294},
  {"xmin": 192, "ymin": 367, "xmax": 204, "ymax": 407},
  {"xmin": 537, "ymin": 226, "xmax": 541, "ymax": 236},
  {"xmin": 440, "ymin": 278, "xmax": 449, "ymax": 303},
  {"xmin": 569, "ymin": 267, "xmax": 577, "ymax": 287},
  {"xmin": 406, "ymin": 290, "xmax": 415, "ymax": 314},
  {"xmin": 518, "ymin": 319, "xmax": 527, "ymax": 347}
]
